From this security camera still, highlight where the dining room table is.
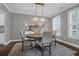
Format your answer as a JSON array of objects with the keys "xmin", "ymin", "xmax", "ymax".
[
  {"xmin": 25, "ymin": 31, "xmax": 56, "ymax": 47},
  {"xmin": 26, "ymin": 31, "xmax": 42, "ymax": 41},
  {"xmin": 25, "ymin": 31, "xmax": 56, "ymax": 39},
  {"xmin": 25, "ymin": 31, "xmax": 42, "ymax": 49}
]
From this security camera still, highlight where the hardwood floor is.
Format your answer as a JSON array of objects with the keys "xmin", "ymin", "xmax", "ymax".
[
  {"xmin": 0, "ymin": 42, "xmax": 16, "ymax": 56},
  {"xmin": 0, "ymin": 40, "xmax": 79, "ymax": 56},
  {"xmin": 56, "ymin": 40, "xmax": 79, "ymax": 56}
]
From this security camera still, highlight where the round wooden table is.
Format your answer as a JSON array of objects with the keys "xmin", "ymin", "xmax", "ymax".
[
  {"xmin": 26, "ymin": 34, "xmax": 42, "ymax": 40},
  {"xmin": 26, "ymin": 34, "xmax": 42, "ymax": 49}
]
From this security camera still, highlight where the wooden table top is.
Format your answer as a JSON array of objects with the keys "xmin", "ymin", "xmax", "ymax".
[
  {"xmin": 26, "ymin": 33, "xmax": 42, "ymax": 38},
  {"xmin": 26, "ymin": 33, "xmax": 55, "ymax": 38}
]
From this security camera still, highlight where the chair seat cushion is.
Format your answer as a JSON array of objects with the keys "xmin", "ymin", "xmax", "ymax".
[{"xmin": 38, "ymin": 42, "xmax": 51, "ymax": 47}]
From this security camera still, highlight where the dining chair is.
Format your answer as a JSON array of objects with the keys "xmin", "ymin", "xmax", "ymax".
[
  {"xmin": 38, "ymin": 31, "xmax": 52, "ymax": 56},
  {"xmin": 52, "ymin": 31, "xmax": 56, "ymax": 46},
  {"xmin": 19, "ymin": 30, "xmax": 32, "ymax": 52}
]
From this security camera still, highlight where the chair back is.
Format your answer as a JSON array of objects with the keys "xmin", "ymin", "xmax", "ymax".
[
  {"xmin": 42, "ymin": 31, "xmax": 52, "ymax": 43},
  {"xmin": 20, "ymin": 30, "xmax": 25, "ymax": 42},
  {"xmin": 52, "ymin": 30, "xmax": 57, "ymax": 35}
]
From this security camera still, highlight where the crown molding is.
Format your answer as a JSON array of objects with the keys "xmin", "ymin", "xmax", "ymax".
[
  {"xmin": 11, "ymin": 10, "xmax": 51, "ymax": 18},
  {"xmin": 3, "ymin": 3, "xmax": 12, "ymax": 12}
]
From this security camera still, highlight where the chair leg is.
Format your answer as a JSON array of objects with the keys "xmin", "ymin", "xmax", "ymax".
[
  {"xmin": 42, "ymin": 44, "xmax": 44, "ymax": 56},
  {"xmin": 22, "ymin": 42, "xmax": 24, "ymax": 52},
  {"xmin": 54, "ymin": 40, "xmax": 56, "ymax": 46},
  {"xmin": 49, "ymin": 46, "xmax": 51, "ymax": 55},
  {"xmin": 22, "ymin": 48, "xmax": 23, "ymax": 52},
  {"xmin": 49, "ymin": 43, "xmax": 51, "ymax": 55},
  {"xmin": 54, "ymin": 37, "xmax": 56, "ymax": 46},
  {"xmin": 22, "ymin": 45, "xmax": 24, "ymax": 52},
  {"xmin": 34, "ymin": 41, "xmax": 36, "ymax": 46}
]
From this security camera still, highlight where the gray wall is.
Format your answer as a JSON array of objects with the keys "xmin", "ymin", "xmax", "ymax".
[
  {"xmin": 60, "ymin": 11, "xmax": 68, "ymax": 38},
  {"xmin": 10, "ymin": 13, "xmax": 52, "ymax": 40},
  {"xmin": 0, "ymin": 3, "xmax": 11, "ymax": 44},
  {"xmin": 11, "ymin": 13, "xmax": 31, "ymax": 40}
]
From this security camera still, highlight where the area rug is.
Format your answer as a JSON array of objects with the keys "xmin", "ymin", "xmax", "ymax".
[{"xmin": 8, "ymin": 43, "xmax": 76, "ymax": 56}]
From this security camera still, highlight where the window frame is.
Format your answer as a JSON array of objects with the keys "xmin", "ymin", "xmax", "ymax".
[{"xmin": 68, "ymin": 7, "xmax": 79, "ymax": 39}]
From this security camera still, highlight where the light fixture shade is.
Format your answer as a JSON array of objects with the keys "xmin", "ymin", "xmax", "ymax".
[
  {"xmin": 41, "ymin": 18, "xmax": 45, "ymax": 22},
  {"xmin": 30, "ymin": 3, "xmax": 46, "ymax": 31},
  {"xmin": 33, "ymin": 17, "xmax": 38, "ymax": 21}
]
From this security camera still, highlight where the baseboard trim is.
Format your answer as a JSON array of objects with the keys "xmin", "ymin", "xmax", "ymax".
[
  {"xmin": 4, "ymin": 39, "xmax": 22, "ymax": 45},
  {"xmin": 56, "ymin": 39, "xmax": 79, "ymax": 51}
]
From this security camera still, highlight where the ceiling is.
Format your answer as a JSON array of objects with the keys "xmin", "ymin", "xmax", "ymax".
[{"xmin": 4, "ymin": 3, "xmax": 78, "ymax": 17}]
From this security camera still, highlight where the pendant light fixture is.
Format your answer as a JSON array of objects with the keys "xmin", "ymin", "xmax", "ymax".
[
  {"xmin": 31, "ymin": 3, "xmax": 45, "ymax": 30},
  {"xmin": 40, "ymin": 3, "xmax": 45, "ymax": 22},
  {"xmin": 33, "ymin": 3, "xmax": 45, "ymax": 21},
  {"xmin": 33, "ymin": 3, "xmax": 38, "ymax": 21}
]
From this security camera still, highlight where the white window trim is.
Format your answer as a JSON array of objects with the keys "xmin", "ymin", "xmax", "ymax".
[{"xmin": 68, "ymin": 7, "xmax": 79, "ymax": 40}]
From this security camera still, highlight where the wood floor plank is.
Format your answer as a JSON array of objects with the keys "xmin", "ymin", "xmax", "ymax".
[{"xmin": 0, "ymin": 42, "xmax": 16, "ymax": 56}]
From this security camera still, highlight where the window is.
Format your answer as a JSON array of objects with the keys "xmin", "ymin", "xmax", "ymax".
[
  {"xmin": 68, "ymin": 7, "xmax": 79, "ymax": 39},
  {"xmin": 52, "ymin": 15, "xmax": 60, "ymax": 35}
]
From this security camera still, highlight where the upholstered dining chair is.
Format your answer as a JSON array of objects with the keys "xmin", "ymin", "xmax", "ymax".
[
  {"xmin": 52, "ymin": 31, "xmax": 56, "ymax": 46},
  {"xmin": 38, "ymin": 31, "xmax": 52, "ymax": 56},
  {"xmin": 19, "ymin": 30, "xmax": 32, "ymax": 52}
]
